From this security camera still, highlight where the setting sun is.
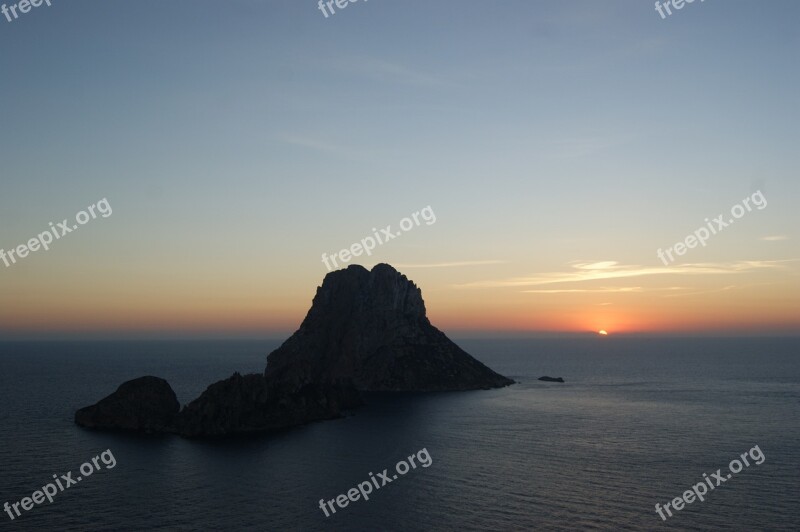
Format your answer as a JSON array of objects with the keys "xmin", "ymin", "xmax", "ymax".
[{"xmin": 598, "ymin": 330, "xmax": 608, "ymax": 336}]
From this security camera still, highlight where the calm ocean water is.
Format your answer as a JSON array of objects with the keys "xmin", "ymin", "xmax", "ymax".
[{"xmin": 0, "ymin": 338, "xmax": 798, "ymax": 531}]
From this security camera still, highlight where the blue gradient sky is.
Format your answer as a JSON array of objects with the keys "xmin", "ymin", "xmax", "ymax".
[{"xmin": 1, "ymin": 0, "xmax": 798, "ymax": 338}]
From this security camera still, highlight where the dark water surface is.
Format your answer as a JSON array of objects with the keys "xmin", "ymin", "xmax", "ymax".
[{"xmin": 1, "ymin": 338, "xmax": 798, "ymax": 531}]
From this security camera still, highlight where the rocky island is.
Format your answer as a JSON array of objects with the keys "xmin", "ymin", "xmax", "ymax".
[
  {"xmin": 538, "ymin": 376, "xmax": 565, "ymax": 383},
  {"xmin": 75, "ymin": 264, "xmax": 513, "ymax": 438}
]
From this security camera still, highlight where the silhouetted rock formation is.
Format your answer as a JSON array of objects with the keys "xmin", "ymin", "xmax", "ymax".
[
  {"xmin": 75, "ymin": 373, "xmax": 361, "ymax": 438},
  {"xmin": 266, "ymin": 264, "xmax": 513, "ymax": 391},
  {"xmin": 176, "ymin": 373, "xmax": 361, "ymax": 438},
  {"xmin": 75, "ymin": 264, "xmax": 513, "ymax": 438},
  {"xmin": 538, "ymin": 376, "xmax": 564, "ymax": 383},
  {"xmin": 74, "ymin": 376, "xmax": 179, "ymax": 433}
]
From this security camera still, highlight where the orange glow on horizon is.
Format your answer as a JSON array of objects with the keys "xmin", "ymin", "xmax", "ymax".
[{"xmin": 2, "ymin": 262, "xmax": 800, "ymax": 337}]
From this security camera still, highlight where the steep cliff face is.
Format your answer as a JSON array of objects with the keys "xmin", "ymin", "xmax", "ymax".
[{"xmin": 266, "ymin": 264, "xmax": 513, "ymax": 391}]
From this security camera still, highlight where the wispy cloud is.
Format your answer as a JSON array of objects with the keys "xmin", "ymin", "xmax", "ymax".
[
  {"xmin": 278, "ymin": 135, "xmax": 365, "ymax": 161},
  {"xmin": 456, "ymin": 260, "xmax": 797, "ymax": 289},
  {"xmin": 394, "ymin": 260, "xmax": 507, "ymax": 269},
  {"xmin": 524, "ymin": 286, "xmax": 689, "ymax": 295},
  {"xmin": 762, "ymin": 235, "xmax": 789, "ymax": 241},
  {"xmin": 546, "ymin": 135, "xmax": 627, "ymax": 158},
  {"xmin": 662, "ymin": 285, "xmax": 737, "ymax": 298},
  {"xmin": 661, "ymin": 281, "xmax": 788, "ymax": 299},
  {"xmin": 522, "ymin": 286, "xmax": 643, "ymax": 294},
  {"xmin": 329, "ymin": 56, "xmax": 452, "ymax": 88}
]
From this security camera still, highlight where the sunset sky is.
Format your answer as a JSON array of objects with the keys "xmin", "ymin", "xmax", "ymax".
[{"xmin": 1, "ymin": 0, "xmax": 798, "ymax": 339}]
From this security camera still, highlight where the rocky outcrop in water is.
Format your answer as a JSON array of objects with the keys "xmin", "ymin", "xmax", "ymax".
[
  {"xmin": 74, "ymin": 376, "xmax": 180, "ymax": 433},
  {"xmin": 75, "ymin": 373, "xmax": 361, "ymax": 438},
  {"xmin": 175, "ymin": 373, "xmax": 361, "ymax": 438},
  {"xmin": 75, "ymin": 264, "xmax": 512, "ymax": 438},
  {"xmin": 266, "ymin": 264, "xmax": 513, "ymax": 391},
  {"xmin": 538, "ymin": 376, "xmax": 564, "ymax": 383}
]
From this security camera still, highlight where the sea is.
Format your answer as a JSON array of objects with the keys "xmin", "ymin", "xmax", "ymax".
[{"xmin": 0, "ymin": 337, "xmax": 798, "ymax": 531}]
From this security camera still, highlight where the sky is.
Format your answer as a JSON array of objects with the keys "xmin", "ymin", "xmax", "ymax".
[{"xmin": 0, "ymin": 0, "xmax": 798, "ymax": 339}]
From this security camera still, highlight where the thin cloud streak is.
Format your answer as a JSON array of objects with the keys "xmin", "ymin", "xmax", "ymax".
[
  {"xmin": 456, "ymin": 260, "xmax": 798, "ymax": 289},
  {"xmin": 394, "ymin": 260, "xmax": 508, "ymax": 269},
  {"xmin": 522, "ymin": 287, "xmax": 643, "ymax": 294},
  {"xmin": 326, "ymin": 55, "xmax": 454, "ymax": 88},
  {"xmin": 662, "ymin": 285, "xmax": 738, "ymax": 298},
  {"xmin": 278, "ymin": 135, "xmax": 366, "ymax": 161}
]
